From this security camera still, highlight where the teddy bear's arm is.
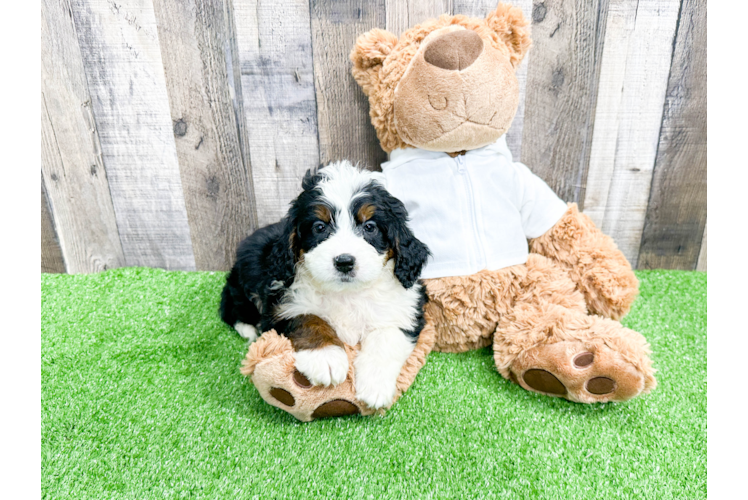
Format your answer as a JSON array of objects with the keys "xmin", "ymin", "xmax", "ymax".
[{"xmin": 528, "ymin": 203, "xmax": 639, "ymax": 320}]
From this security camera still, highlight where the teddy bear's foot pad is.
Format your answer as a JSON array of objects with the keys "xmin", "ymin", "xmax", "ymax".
[
  {"xmin": 312, "ymin": 400, "xmax": 361, "ymax": 418},
  {"xmin": 269, "ymin": 387, "xmax": 296, "ymax": 406},
  {"xmin": 511, "ymin": 342, "xmax": 644, "ymax": 403},
  {"xmin": 521, "ymin": 369, "xmax": 567, "ymax": 395}
]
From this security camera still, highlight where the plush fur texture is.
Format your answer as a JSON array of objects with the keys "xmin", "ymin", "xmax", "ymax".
[
  {"xmin": 221, "ymin": 161, "xmax": 431, "ymax": 414},
  {"xmin": 345, "ymin": 1, "xmax": 656, "ymax": 405},
  {"xmin": 528, "ymin": 204, "xmax": 640, "ymax": 320}
]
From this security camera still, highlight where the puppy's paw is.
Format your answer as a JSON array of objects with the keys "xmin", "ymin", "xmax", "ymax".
[
  {"xmin": 294, "ymin": 345, "xmax": 349, "ymax": 387},
  {"xmin": 355, "ymin": 375, "xmax": 397, "ymax": 410},
  {"xmin": 234, "ymin": 322, "xmax": 258, "ymax": 342}
]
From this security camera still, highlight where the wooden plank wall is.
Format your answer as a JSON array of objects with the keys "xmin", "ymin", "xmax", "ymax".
[
  {"xmin": 521, "ymin": 0, "xmax": 609, "ymax": 205},
  {"xmin": 636, "ymin": 0, "xmax": 707, "ymax": 270},
  {"xmin": 41, "ymin": 0, "xmax": 707, "ymax": 273},
  {"xmin": 153, "ymin": 0, "xmax": 258, "ymax": 270},
  {"xmin": 41, "ymin": 0, "xmax": 126, "ymax": 273},
  {"xmin": 584, "ymin": 0, "xmax": 682, "ymax": 267},
  {"xmin": 70, "ymin": 0, "xmax": 196, "ymax": 270},
  {"xmin": 233, "ymin": 0, "xmax": 320, "ymax": 227}
]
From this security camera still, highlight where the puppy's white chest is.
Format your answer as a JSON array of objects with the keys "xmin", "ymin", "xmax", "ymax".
[
  {"xmin": 315, "ymin": 291, "xmax": 396, "ymax": 344},
  {"xmin": 278, "ymin": 272, "xmax": 420, "ymax": 346}
]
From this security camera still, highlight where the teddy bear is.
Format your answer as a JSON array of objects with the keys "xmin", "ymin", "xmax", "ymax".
[{"xmin": 242, "ymin": 2, "xmax": 655, "ymax": 421}]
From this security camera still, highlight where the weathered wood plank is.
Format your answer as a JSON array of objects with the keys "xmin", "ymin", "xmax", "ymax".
[
  {"xmin": 311, "ymin": 0, "xmax": 387, "ymax": 170},
  {"xmin": 583, "ymin": 0, "xmax": 681, "ymax": 266},
  {"xmin": 520, "ymin": 0, "xmax": 609, "ymax": 204},
  {"xmin": 70, "ymin": 0, "xmax": 195, "ymax": 270},
  {"xmin": 41, "ymin": 0, "xmax": 125, "ymax": 273},
  {"xmin": 453, "ymin": 0, "xmax": 532, "ymax": 160},
  {"xmin": 385, "ymin": 0, "xmax": 451, "ymax": 39},
  {"xmin": 582, "ymin": 0, "xmax": 637, "ymax": 228},
  {"xmin": 152, "ymin": 0, "xmax": 258, "ymax": 270},
  {"xmin": 233, "ymin": 0, "xmax": 321, "ymax": 227},
  {"xmin": 41, "ymin": 178, "xmax": 66, "ymax": 274},
  {"xmin": 696, "ymin": 222, "xmax": 706, "ymax": 272},
  {"xmin": 637, "ymin": 0, "xmax": 707, "ymax": 270}
]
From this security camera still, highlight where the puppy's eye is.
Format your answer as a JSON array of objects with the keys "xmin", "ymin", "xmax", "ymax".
[
  {"xmin": 363, "ymin": 221, "xmax": 378, "ymax": 233},
  {"xmin": 313, "ymin": 222, "xmax": 327, "ymax": 234}
]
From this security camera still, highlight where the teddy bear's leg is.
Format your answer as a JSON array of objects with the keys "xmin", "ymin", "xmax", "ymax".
[
  {"xmin": 424, "ymin": 267, "xmax": 526, "ymax": 353},
  {"xmin": 529, "ymin": 203, "xmax": 639, "ymax": 320},
  {"xmin": 241, "ymin": 324, "xmax": 435, "ymax": 421},
  {"xmin": 493, "ymin": 255, "xmax": 656, "ymax": 403}
]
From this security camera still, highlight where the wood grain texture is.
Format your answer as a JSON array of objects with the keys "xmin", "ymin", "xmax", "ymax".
[
  {"xmin": 385, "ymin": 0, "xmax": 451, "ymax": 38},
  {"xmin": 453, "ymin": 0, "xmax": 532, "ymax": 160},
  {"xmin": 520, "ymin": 0, "xmax": 609, "ymax": 204},
  {"xmin": 41, "ymin": 0, "xmax": 125, "ymax": 273},
  {"xmin": 637, "ymin": 0, "xmax": 706, "ymax": 270},
  {"xmin": 70, "ymin": 0, "xmax": 195, "ymax": 270},
  {"xmin": 311, "ymin": 0, "xmax": 387, "ymax": 170},
  {"xmin": 582, "ymin": 0, "xmax": 637, "ymax": 228},
  {"xmin": 583, "ymin": 0, "xmax": 681, "ymax": 266},
  {"xmin": 153, "ymin": 0, "xmax": 258, "ymax": 270},
  {"xmin": 696, "ymin": 222, "xmax": 706, "ymax": 272},
  {"xmin": 41, "ymin": 178, "xmax": 66, "ymax": 274},
  {"xmin": 233, "ymin": 0, "xmax": 321, "ymax": 227}
]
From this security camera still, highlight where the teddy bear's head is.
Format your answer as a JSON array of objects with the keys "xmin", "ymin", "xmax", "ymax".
[{"xmin": 350, "ymin": 2, "xmax": 531, "ymax": 154}]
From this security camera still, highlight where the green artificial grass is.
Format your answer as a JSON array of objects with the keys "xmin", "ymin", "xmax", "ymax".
[{"xmin": 42, "ymin": 269, "xmax": 706, "ymax": 499}]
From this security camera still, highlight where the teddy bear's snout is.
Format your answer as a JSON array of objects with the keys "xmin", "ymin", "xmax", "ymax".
[
  {"xmin": 424, "ymin": 30, "xmax": 483, "ymax": 71},
  {"xmin": 392, "ymin": 25, "xmax": 520, "ymax": 151}
]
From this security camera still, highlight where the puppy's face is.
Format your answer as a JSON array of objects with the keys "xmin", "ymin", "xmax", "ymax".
[{"xmin": 289, "ymin": 162, "xmax": 429, "ymax": 291}]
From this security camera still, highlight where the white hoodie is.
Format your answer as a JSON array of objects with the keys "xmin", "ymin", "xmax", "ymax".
[{"xmin": 380, "ymin": 135, "xmax": 568, "ymax": 280}]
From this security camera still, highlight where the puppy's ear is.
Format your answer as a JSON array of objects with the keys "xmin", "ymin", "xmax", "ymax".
[
  {"xmin": 393, "ymin": 228, "xmax": 430, "ymax": 289},
  {"xmin": 379, "ymin": 193, "xmax": 430, "ymax": 288},
  {"xmin": 301, "ymin": 165, "xmax": 325, "ymax": 192},
  {"xmin": 485, "ymin": 2, "xmax": 531, "ymax": 68},
  {"xmin": 350, "ymin": 29, "xmax": 398, "ymax": 95},
  {"xmin": 268, "ymin": 216, "xmax": 299, "ymax": 283}
]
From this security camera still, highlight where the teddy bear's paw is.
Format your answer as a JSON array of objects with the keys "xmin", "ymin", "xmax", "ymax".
[
  {"xmin": 249, "ymin": 343, "xmax": 377, "ymax": 421},
  {"xmin": 261, "ymin": 367, "xmax": 365, "ymax": 421},
  {"xmin": 508, "ymin": 341, "xmax": 648, "ymax": 403}
]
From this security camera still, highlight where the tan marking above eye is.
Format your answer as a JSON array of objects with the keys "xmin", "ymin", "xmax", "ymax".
[
  {"xmin": 357, "ymin": 204, "xmax": 376, "ymax": 223},
  {"xmin": 314, "ymin": 205, "xmax": 331, "ymax": 223}
]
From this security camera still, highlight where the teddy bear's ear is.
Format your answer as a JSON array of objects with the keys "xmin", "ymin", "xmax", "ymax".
[
  {"xmin": 350, "ymin": 29, "xmax": 398, "ymax": 95},
  {"xmin": 485, "ymin": 2, "xmax": 532, "ymax": 68}
]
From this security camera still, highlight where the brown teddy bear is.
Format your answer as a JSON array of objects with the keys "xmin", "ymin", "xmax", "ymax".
[{"xmin": 242, "ymin": 2, "xmax": 655, "ymax": 420}]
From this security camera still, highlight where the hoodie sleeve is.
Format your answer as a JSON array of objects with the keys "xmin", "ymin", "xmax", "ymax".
[{"xmin": 515, "ymin": 162, "xmax": 569, "ymax": 239}]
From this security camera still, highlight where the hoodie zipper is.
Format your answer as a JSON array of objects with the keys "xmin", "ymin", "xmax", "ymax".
[{"xmin": 455, "ymin": 155, "xmax": 487, "ymax": 270}]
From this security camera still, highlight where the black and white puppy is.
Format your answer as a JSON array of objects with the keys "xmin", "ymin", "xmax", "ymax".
[{"xmin": 220, "ymin": 161, "xmax": 430, "ymax": 409}]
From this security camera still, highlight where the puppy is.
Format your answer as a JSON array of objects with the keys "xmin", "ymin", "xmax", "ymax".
[{"xmin": 220, "ymin": 161, "xmax": 430, "ymax": 409}]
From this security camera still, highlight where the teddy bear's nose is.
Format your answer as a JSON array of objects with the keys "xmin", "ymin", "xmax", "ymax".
[{"xmin": 424, "ymin": 30, "xmax": 483, "ymax": 71}]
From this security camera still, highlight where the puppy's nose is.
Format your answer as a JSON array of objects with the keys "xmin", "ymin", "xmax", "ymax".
[
  {"xmin": 424, "ymin": 30, "xmax": 483, "ymax": 71},
  {"xmin": 333, "ymin": 254, "xmax": 356, "ymax": 273}
]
